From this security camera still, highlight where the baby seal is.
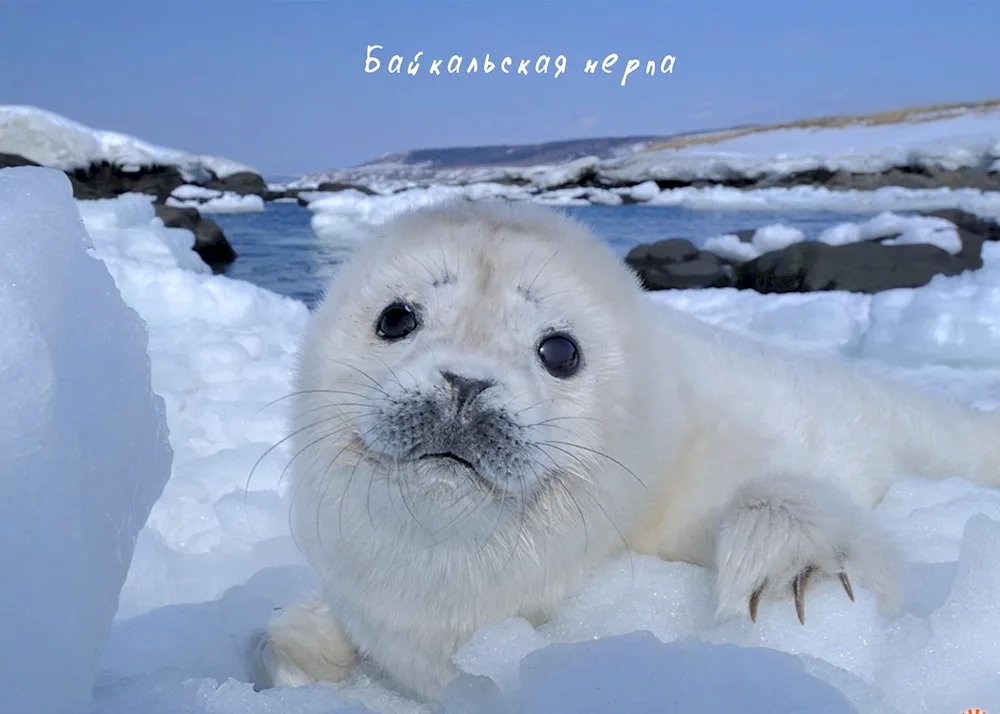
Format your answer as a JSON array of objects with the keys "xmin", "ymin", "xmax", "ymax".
[{"xmin": 261, "ymin": 200, "xmax": 1000, "ymax": 701}]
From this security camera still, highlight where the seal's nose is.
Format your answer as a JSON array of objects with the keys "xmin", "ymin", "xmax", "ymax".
[{"xmin": 441, "ymin": 371, "xmax": 494, "ymax": 414}]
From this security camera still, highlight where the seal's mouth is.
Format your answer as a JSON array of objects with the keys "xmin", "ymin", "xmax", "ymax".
[
  {"xmin": 407, "ymin": 448, "xmax": 517, "ymax": 499},
  {"xmin": 419, "ymin": 452, "xmax": 477, "ymax": 471}
]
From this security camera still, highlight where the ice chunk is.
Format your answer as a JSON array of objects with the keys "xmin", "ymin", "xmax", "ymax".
[
  {"xmin": 453, "ymin": 618, "xmax": 546, "ymax": 692},
  {"xmin": 0, "ymin": 166, "xmax": 173, "ymax": 714},
  {"xmin": 881, "ymin": 515, "xmax": 1000, "ymax": 713},
  {"xmin": 856, "ymin": 242, "xmax": 1000, "ymax": 367},
  {"xmin": 76, "ymin": 194, "xmax": 211, "ymax": 275},
  {"xmin": 443, "ymin": 632, "xmax": 858, "ymax": 714}
]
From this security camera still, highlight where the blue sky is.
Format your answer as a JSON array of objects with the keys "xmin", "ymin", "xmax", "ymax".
[{"xmin": 1, "ymin": 0, "xmax": 997, "ymax": 178}]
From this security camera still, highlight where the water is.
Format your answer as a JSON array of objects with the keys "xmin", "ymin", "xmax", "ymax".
[{"xmin": 216, "ymin": 202, "xmax": 877, "ymax": 307}]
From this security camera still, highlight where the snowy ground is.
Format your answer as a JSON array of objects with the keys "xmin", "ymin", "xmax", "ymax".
[{"xmin": 3, "ymin": 164, "xmax": 1000, "ymax": 713}]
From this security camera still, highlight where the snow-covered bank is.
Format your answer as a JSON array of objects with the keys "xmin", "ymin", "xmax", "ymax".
[
  {"xmin": 3, "ymin": 165, "xmax": 1000, "ymax": 713},
  {"xmin": 607, "ymin": 104, "xmax": 1000, "ymax": 184},
  {"xmin": 0, "ymin": 167, "xmax": 173, "ymax": 714},
  {"xmin": 303, "ymin": 181, "xmax": 1000, "ymax": 245},
  {"xmin": 292, "ymin": 103, "xmax": 1000, "ymax": 199},
  {"xmin": 0, "ymin": 105, "xmax": 255, "ymax": 182},
  {"xmin": 645, "ymin": 184, "xmax": 1000, "ymax": 215}
]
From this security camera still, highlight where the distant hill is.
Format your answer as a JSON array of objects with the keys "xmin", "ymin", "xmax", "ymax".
[{"xmin": 354, "ymin": 130, "xmax": 753, "ymax": 169}]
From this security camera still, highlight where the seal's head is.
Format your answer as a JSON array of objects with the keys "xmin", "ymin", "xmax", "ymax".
[{"xmin": 293, "ymin": 201, "xmax": 663, "ymax": 552}]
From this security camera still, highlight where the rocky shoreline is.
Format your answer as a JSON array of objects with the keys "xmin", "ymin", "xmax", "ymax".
[
  {"xmin": 625, "ymin": 209, "xmax": 999, "ymax": 294},
  {"xmin": 3, "ymin": 148, "xmax": 999, "ymax": 287}
]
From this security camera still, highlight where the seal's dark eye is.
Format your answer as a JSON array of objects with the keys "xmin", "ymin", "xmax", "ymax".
[
  {"xmin": 376, "ymin": 302, "xmax": 418, "ymax": 341},
  {"xmin": 537, "ymin": 333, "xmax": 581, "ymax": 378}
]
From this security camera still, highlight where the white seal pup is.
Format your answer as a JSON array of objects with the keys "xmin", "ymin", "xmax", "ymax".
[{"xmin": 261, "ymin": 200, "xmax": 1000, "ymax": 702}]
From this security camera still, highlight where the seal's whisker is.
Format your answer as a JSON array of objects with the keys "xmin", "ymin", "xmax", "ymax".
[
  {"xmin": 245, "ymin": 411, "xmax": 365, "ymax": 501},
  {"xmin": 373, "ymin": 354, "xmax": 408, "ymax": 396},
  {"xmin": 538, "ymin": 439, "xmax": 649, "ymax": 495},
  {"xmin": 256, "ymin": 388, "xmax": 391, "ymax": 415},
  {"xmin": 287, "ymin": 424, "xmax": 361, "ymax": 557},
  {"xmin": 324, "ymin": 358, "xmax": 392, "ymax": 398},
  {"xmin": 548, "ymin": 470, "xmax": 591, "ymax": 560},
  {"xmin": 527, "ymin": 441, "xmax": 597, "ymax": 486},
  {"xmin": 524, "ymin": 415, "xmax": 606, "ymax": 428},
  {"xmin": 336, "ymin": 426, "xmax": 386, "ymax": 543},
  {"xmin": 525, "ymin": 247, "xmax": 561, "ymax": 296}
]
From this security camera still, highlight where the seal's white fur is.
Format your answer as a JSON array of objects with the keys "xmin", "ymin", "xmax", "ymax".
[{"xmin": 261, "ymin": 201, "xmax": 1000, "ymax": 702}]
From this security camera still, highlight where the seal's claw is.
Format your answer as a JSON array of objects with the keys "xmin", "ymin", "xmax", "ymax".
[
  {"xmin": 749, "ymin": 582, "xmax": 765, "ymax": 622},
  {"xmin": 839, "ymin": 571, "xmax": 855, "ymax": 602},
  {"xmin": 791, "ymin": 566, "xmax": 815, "ymax": 624}
]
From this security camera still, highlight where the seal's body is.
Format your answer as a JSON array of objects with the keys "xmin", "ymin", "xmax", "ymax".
[{"xmin": 261, "ymin": 201, "xmax": 1000, "ymax": 701}]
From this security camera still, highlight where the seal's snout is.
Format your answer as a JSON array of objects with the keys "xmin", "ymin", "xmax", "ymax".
[{"xmin": 441, "ymin": 370, "xmax": 494, "ymax": 415}]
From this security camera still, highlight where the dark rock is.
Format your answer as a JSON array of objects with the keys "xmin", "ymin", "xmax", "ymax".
[
  {"xmin": 641, "ymin": 257, "xmax": 734, "ymax": 290},
  {"xmin": 0, "ymin": 153, "xmax": 39, "ymax": 168},
  {"xmin": 316, "ymin": 181, "xmax": 376, "ymax": 196},
  {"xmin": 203, "ymin": 170, "xmax": 267, "ymax": 196},
  {"xmin": 190, "ymin": 217, "xmax": 236, "ymax": 270},
  {"xmin": 262, "ymin": 188, "xmax": 301, "ymax": 202},
  {"xmin": 155, "ymin": 204, "xmax": 200, "ymax": 232},
  {"xmin": 69, "ymin": 161, "xmax": 186, "ymax": 201},
  {"xmin": 922, "ymin": 209, "xmax": 1000, "ymax": 242},
  {"xmin": 626, "ymin": 237, "xmax": 699, "ymax": 264},
  {"xmin": 266, "ymin": 181, "xmax": 378, "ymax": 204},
  {"xmin": 649, "ymin": 238, "xmax": 699, "ymax": 262},
  {"xmin": 625, "ymin": 238, "xmax": 735, "ymax": 290},
  {"xmin": 653, "ymin": 179, "xmax": 695, "ymax": 190},
  {"xmin": 735, "ymin": 240, "xmax": 979, "ymax": 294},
  {"xmin": 596, "ymin": 163, "xmax": 1000, "ymax": 193},
  {"xmin": 154, "ymin": 203, "xmax": 237, "ymax": 272},
  {"xmin": 749, "ymin": 165, "xmax": 1000, "ymax": 192}
]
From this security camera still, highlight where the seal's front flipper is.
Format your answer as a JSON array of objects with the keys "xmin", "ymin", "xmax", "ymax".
[
  {"xmin": 712, "ymin": 474, "xmax": 900, "ymax": 624},
  {"xmin": 258, "ymin": 594, "xmax": 357, "ymax": 689}
]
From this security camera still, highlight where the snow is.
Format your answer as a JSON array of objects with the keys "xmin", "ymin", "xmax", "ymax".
[
  {"xmin": 520, "ymin": 155, "xmax": 600, "ymax": 190},
  {"xmin": 705, "ymin": 223, "xmax": 805, "ymax": 262},
  {"xmin": 647, "ymin": 184, "xmax": 1000, "ymax": 216},
  {"xmin": 6, "ymin": 123, "xmax": 1000, "ymax": 712},
  {"xmin": 306, "ymin": 184, "xmax": 527, "ymax": 242},
  {"xmin": 625, "ymin": 180, "xmax": 662, "ymax": 202},
  {"xmin": 857, "ymin": 242, "xmax": 1000, "ymax": 368},
  {"xmin": 0, "ymin": 105, "xmax": 257, "ymax": 181},
  {"xmin": 167, "ymin": 190, "xmax": 266, "ymax": 214},
  {"xmin": 608, "ymin": 105, "xmax": 1000, "ymax": 183},
  {"xmin": 704, "ymin": 212, "xmax": 964, "ymax": 262},
  {"xmin": 0, "ymin": 167, "xmax": 173, "ymax": 714},
  {"xmin": 172, "ymin": 184, "xmax": 223, "ymax": 200}
]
